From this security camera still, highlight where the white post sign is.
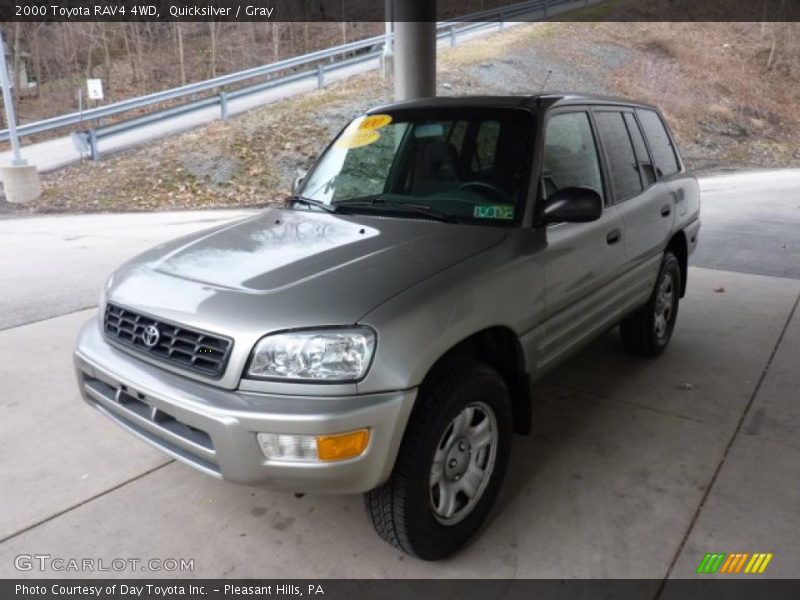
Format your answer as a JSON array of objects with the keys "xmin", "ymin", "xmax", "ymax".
[{"xmin": 86, "ymin": 78, "xmax": 104, "ymax": 100}]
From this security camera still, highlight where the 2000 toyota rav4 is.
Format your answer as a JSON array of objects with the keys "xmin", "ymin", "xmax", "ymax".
[{"xmin": 75, "ymin": 94, "xmax": 700, "ymax": 559}]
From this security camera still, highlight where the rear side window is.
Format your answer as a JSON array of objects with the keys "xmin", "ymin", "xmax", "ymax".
[
  {"xmin": 542, "ymin": 112, "xmax": 604, "ymax": 202},
  {"xmin": 594, "ymin": 111, "xmax": 642, "ymax": 202},
  {"xmin": 624, "ymin": 113, "xmax": 656, "ymax": 187},
  {"xmin": 637, "ymin": 109, "xmax": 680, "ymax": 178}
]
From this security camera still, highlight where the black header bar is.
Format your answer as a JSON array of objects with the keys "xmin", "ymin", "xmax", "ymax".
[{"xmin": 2, "ymin": 0, "xmax": 800, "ymax": 23}]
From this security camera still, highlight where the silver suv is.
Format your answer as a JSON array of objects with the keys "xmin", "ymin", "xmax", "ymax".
[{"xmin": 75, "ymin": 94, "xmax": 700, "ymax": 560}]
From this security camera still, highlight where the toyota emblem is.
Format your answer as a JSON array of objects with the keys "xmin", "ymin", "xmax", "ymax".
[{"xmin": 142, "ymin": 325, "xmax": 160, "ymax": 348}]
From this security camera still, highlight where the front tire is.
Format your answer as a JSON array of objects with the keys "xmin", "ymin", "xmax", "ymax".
[
  {"xmin": 620, "ymin": 251, "xmax": 681, "ymax": 356},
  {"xmin": 364, "ymin": 359, "xmax": 512, "ymax": 560}
]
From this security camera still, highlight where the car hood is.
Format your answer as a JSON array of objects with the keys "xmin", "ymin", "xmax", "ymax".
[{"xmin": 108, "ymin": 207, "xmax": 506, "ymax": 339}]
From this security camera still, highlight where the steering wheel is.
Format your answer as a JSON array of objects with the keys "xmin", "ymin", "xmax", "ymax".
[{"xmin": 457, "ymin": 181, "xmax": 506, "ymax": 202}]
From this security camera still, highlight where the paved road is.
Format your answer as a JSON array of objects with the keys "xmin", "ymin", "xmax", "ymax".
[{"xmin": 691, "ymin": 168, "xmax": 800, "ymax": 279}]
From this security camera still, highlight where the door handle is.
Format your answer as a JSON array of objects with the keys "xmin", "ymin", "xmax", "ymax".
[
  {"xmin": 661, "ymin": 205, "xmax": 672, "ymax": 217},
  {"xmin": 606, "ymin": 229, "xmax": 621, "ymax": 245}
]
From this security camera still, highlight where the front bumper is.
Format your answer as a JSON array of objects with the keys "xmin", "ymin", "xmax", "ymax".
[{"xmin": 74, "ymin": 318, "xmax": 416, "ymax": 494}]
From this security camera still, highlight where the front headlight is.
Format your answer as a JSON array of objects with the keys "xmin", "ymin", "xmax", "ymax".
[{"xmin": 247, "ymin": 328, "xmax": 376, "ymax": 382}]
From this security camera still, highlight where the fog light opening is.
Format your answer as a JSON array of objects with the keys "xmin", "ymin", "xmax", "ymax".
[{"xmin": 256, "ymin": 433, "xmax": 317, "ymax": 462}]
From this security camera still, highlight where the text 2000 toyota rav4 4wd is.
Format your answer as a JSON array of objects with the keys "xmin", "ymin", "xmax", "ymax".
[{"xmin": 75, "ymin": 94, "xmax": 700, "ymax": 560}]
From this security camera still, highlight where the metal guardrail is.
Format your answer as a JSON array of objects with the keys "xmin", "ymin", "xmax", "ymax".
[{"xmin": 3, "ymin": 0, "xmax": 603, "ymax": 160}]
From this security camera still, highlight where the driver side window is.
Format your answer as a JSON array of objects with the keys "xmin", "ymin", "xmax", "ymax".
[{"xmin": 543, "ymin": 112, "xmax": 604, "ymax": 203}]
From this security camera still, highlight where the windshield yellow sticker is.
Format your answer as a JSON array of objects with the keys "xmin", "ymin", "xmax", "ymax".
[
  {"xmin": 359, "ymin": 114, "xmax": 393, "ymax": 131},
  {"xmin": 336, "ymin": 129, "xmax": 381, "ymax": 149},
  {"xmin": 335, "ymin": 114, "xmax": 392, "ymax": 149},
  {"xmin": 474, "ymin": 205, "xmax": 515, "ymax": 220}
]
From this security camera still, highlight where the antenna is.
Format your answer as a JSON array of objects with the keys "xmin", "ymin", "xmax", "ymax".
[{"xmin": 539, "ymin": 69, "xmax": 553, "ymax": 94}]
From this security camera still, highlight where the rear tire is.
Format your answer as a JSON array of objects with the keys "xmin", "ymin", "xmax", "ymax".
[
  {"xmin": 620, "ymin": 251, "xmax": 681, "ymax": 357},
  {"xmin": 364, "ymin": 359, "xmax": 512, "ymax": 560}
]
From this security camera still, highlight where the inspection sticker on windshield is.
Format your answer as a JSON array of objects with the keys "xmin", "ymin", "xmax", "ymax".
[{"xmin": 474, "ymin": 205, "xmax": 514, "ymax": 220}]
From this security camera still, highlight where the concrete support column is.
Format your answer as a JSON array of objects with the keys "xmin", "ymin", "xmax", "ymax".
[
  {"xmin": 0, "ymin": 29, "xmax": 41, "ymax": 204},
  {"xmin": 381, "ymin": 0, "xmax": 394, "ymax": 77},
  {"xmin": 1, "ymin": 165, "xmax": 42, "ymax": 204},
  {"xmin": 392, "ymin": 0, "xmax": 436, "ymax": 101}
]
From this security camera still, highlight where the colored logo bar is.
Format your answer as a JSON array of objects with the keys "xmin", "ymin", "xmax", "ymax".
[{"xmin": 696, "ymin": 553, "xmax": 773, "ymax": 574}]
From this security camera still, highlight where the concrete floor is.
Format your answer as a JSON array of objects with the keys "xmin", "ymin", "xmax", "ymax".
[{"xmin": 1, "ymin": 170, "xmax": 799, "ymax": 579}]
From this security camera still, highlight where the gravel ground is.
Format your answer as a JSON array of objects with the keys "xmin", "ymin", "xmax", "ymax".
[{"xmin": 449, "ymin": 36, "xmax": 634, "ymax": 96}]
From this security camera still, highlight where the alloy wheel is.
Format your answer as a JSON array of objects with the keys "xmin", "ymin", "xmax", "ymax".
[
  {"xmin": 429, "ymin": 401, "xmax": 498, "ymax": 525},
  {"xmin": 654, "ymin": 271, "xmax": 676, "ymax": 339}
]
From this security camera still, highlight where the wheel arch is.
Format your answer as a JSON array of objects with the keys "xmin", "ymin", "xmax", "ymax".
[
  {"xmin": 420, "ymin": 326, "xmax": 531, "ymax": 435},
  {"xmin": 666, "ymin": 230, "xmax": 688, "ymax": 297}
]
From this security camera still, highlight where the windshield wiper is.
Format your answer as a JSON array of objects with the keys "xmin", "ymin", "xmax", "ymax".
[
  {"xmin": 336, "ymin": 195, "xmax": 456, "ymax": 223},
  {"xmin": 285, "ymin": 195, "xmax": 338, "ymax": 213}
]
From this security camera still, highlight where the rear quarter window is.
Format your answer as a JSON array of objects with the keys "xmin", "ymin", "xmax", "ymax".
[{"xmin": 637, "ymin": 109, "xmax": 680, "ymax": 178}]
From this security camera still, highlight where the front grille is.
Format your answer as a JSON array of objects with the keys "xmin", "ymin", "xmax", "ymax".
[{"xmin": 104, "ymin": 303, "xmax": 232, "ymax": 378}]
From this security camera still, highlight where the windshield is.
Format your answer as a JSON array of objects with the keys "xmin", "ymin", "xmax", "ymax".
[{"xmin": 297, "ymin": 108, "xmax": 534, "ymax": 225}]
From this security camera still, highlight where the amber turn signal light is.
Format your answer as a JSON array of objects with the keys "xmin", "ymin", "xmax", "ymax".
[{"xmin": 316, "ymin": 429, "xmax": 370, "ymax": 461}]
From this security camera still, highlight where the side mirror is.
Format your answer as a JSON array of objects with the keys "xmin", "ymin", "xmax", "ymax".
[
  {"xmin": 292, "ymin": 171, "xmax": 307, "ymax": 195},
  {"xmin": 540, "ymin": 187, "xmax": 603, "ymax": 224}
]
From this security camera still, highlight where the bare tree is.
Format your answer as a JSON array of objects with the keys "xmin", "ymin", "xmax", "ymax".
[
  {"xmin": 175, "ymin": 22, "xmax": 186, "ymax": 85},
  {"xmin": 272, "ymin": 23, "xmax": 280, "ymax": 61},
  {"xmin": 126, "ymin": 23, "xmax": 148, "ymax": 89},
  {"xmin": 28, "ymin": 23, "xmax": 44, "ymax": 99},
  {"xmin": 208, "ymin": 22, "xmax": 217, "ymax": 78},
  {"xmin": 99, "ymin": 24, "xmax": 112, "ymax": 92}
]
